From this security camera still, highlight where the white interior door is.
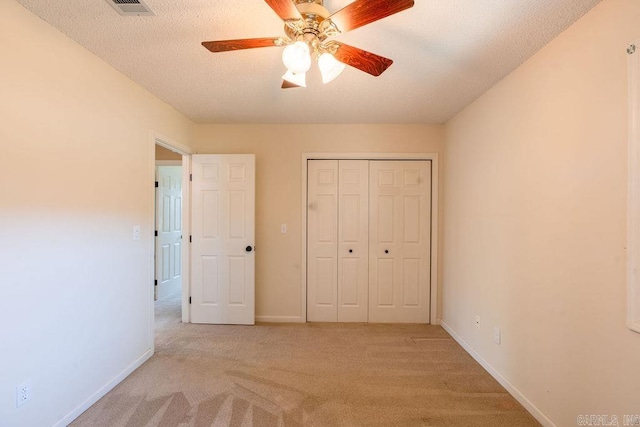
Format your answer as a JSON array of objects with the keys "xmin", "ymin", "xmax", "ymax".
[
  {"xmin": 337, "ymin": 160, "xmax": 369, "ymax": 322},
  {"xmin": 307, "ymin": 160, "xmax": 369, "ymax": 322},
  {"xmin": 191, "ymin": 154, "xmax": 255, "ymax": 325},
  {"xmin": 307, "ymin": 160, "xmax": 339, "ymax": 322},
  {"xmin": 155, "ymin": 166, "xmax": 182, "ymax": 300},
  {"xmin": 369, "ymin": 160, "xmax": 431, "ymax": 323}
]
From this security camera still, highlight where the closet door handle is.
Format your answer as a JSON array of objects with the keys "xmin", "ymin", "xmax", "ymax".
[
  {"xmin": 349, "ymin": 249, "xmax": 353, "ymax": 253},
  {"xmin": 385, "ymin": 249, "xmax": 389, "ymax": 254}
]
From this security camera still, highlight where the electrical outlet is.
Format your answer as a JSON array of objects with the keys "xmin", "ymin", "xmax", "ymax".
[
  {"xmin": 16, "ymin": 381, "xmax": 32, "ymax": 408},
  {"xmin": 493, "ymin": 327, "xmax": 501, "ymax": 345},
  {"xmin": 475, "ymin": 315, "xmax": 480, "ymax": 329}
]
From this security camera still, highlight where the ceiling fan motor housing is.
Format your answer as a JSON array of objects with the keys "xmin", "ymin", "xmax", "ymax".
[
  {"xmin": 294, "ymin": 0, "xmax": 324, "ymax": 6},
  {"xmin": 285, "ymin": 0, "xmax": 332, "ymax": 44}
]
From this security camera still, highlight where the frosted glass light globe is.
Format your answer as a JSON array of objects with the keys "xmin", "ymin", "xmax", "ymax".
[
  {"xmin": 282, "ymin": 70, "xmax": 307, "ymax": 87},
  {"xmin": 318, "ymin": 53, "xmax": 346, "ymax": 84},
  {"xmin": 282, "ymin": 41, "xmax": 311, "ymax": 74}
]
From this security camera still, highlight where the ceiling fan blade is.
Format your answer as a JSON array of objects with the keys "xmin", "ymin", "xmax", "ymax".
[
  {"xmin": 333, "ymin": 42, "xmax": 393, "ymax": 76},
  {"xmin": 264, "ymin": 0, "xmax": 302, "ymax": 21},
  {"xmin": 328, "ymin": 0, "xmax": 414, "ymax": 33},
  {"xmin": 281, "ymin": 80, "xmax": 301, "ymax": 89},
  {"xmin": 202, "ymin": 38, "xmax": 281, "ymax": 53}
]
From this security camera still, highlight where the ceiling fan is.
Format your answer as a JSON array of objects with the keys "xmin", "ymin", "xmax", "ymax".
[{"xmin": 202, "ymin": 0, "xmax": 415, "ymax": 88}]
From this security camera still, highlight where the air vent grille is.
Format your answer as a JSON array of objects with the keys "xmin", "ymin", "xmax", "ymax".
[{"xmin": 106, "ymin": 0, "xmax": 155, "ymax": 16}]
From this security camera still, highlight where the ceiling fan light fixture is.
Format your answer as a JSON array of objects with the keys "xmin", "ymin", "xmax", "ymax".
[
  {"xmin": 282, "ymin": 41, "xmax": 311, "ymax": 73},
  {"xmin": 282, "ymin": 70, "xmax": 307, "ymax": 87},
  {"xmin": 202, "ymin": 0, "xmax": 413, "ymax": 89},
  {"xmin": 318, "ymin": 52, "xmax": 346, "ymax": 84}
]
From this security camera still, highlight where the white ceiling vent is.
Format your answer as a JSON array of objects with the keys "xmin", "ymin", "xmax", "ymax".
[{"xmin": 106, "ymin": 0, "xmax": 155, "ymax": 16}]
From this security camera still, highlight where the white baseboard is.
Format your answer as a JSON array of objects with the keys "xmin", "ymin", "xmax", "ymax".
[
  {"xmin": 255, "ymin": 317, "xmax": 439, "ymax": 324},
  {"xmin": 255, "ymin": 315, "xmax": 304, "ymax": 323},
  {"xmin": 439, "ymin": 321, "xmax": 556, "ymax": 427},
  {"xmin": 54, "ymin": 348, "xmax": 154, "ymax": 427}
]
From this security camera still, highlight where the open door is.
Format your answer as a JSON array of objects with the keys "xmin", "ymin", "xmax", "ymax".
[{"xmin": 190, "ymin": 154, "xmax": 256, "ymax": 325}]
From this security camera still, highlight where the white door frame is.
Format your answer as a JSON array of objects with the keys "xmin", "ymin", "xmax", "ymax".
[
  {"xmin": 156, "ymin": 160, "xmax": 182, "ymax": 166},
  {"xmin": 150, "ymin": 133, "xmax": 192, "ymax": 329},
  {"xmin": 301, "ymin": 152, "xmax": 440, "ymax": 324}
]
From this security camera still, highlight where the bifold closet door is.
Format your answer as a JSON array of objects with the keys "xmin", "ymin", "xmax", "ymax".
[
  {"xmin": 369, "ymin": 160, "xmax": 431, "ymax": 323},
  {"xmin": 307, "ymin": 160, "xmax": 339, "ymax": 322},
  {"xmin": 337, "ymin": 160, "xmax": 369, "ymax": 322},
  {"xmin": 307, "ymin": 160, "xmax": 369, "ymax": 322}
]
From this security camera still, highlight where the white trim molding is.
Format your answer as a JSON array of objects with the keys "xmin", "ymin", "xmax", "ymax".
[
  {"xmin": 300, "ymin": 152, "xmax": 439, "ymax": 324},
  {"xmin": 154, "ymin": 131, "xmax": 192, "ymax": 156},
  {"xmin": 54, "ymin": 349, "xmax": 153, "ymax": 427},
  {"xmin": 627, "ymin": 40, "xmax": 640, "ymax": 333},
  {"xmin": 256, "ymin": 315, "xmax": 304, "ymax": 323},
  {"xmin": 440, "ymin": 321, "xmax": 556, "ymax": 427},
  {"xmin": 156, "ymin": 160, "xmax": 182, "ymax": 166},
  {"xmin": 181, "ymin": 155, "xmax": 191, "ymax": 323}
]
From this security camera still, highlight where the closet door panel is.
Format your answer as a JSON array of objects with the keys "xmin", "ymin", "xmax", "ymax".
[
  {"xmin": 369, "ymin": 161, "xmax": 431, "ymax": 323},
  {"xmin": 307, "ymin": 160, "xmax": 339, "ymax": 322},
  {"xmin": 338, "ymin": 160, "xmax": 369, "ymax": 322},
  {"xmin": 308, "ymin": 159, "xmax": 432, "ymax": 324}
]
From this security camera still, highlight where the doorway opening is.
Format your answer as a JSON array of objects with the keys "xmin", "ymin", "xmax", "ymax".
[
  {"xmin": 155, "ymin": 144, "xmax": 183, "ymax": 302},
  {"xmin": 153, "ymin": 139, "xmax": 190, "ymax": 326}
]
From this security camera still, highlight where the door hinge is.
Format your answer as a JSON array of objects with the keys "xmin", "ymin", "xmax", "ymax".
[
  {"xmin": 189, "ymin": 235, "xmax": 192, "ymax": 243},
  {"xmin": 189, "ymin": 296, "xmax": 192, "ymax": 304},
  {"xmin": 155, "ymin": 230, "xmax": 158, "ymax": 237},
  {"xmin": 155, "ymin": 181, "xmax": 158, "ymax": 188},
  {"xmin": 190, "ymin": 174, "xmax": 193, "ymax": 182},
  {"xmin": 154, "ymin": 280, "xmax": 157, "ymax": 287}
]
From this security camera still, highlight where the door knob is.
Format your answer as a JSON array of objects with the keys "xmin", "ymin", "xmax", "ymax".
[
  {"xmin": 349, "ymin": 249, "xmax": 353, "ymax": 253},
  {"xmin": 385, "ymin": 250, "xmax": 389, "ymax": 254},
  {"xmin": 245, "ymin": 246, "xmax": 253, "ymax": 253}
]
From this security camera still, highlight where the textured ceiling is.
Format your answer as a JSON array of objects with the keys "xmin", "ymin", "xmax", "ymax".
[{"xmin": 16, "ymin": 0, "xmax": 601, "ymax": 124}]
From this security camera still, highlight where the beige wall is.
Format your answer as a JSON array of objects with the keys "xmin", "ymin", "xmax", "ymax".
[
  {"xmin": 443, "ymin": 0, "xmax": 640, "ymax": 424},
  {"xmin": 0, "ymin": 1, "xmax": 193, "ymax": 425},
  {"xmin": 155, "ymin": 144, "xmax": 182, "ymax": 160},
  {"xmin": 193, "ymin": 125, "xmax": 445, "ymax": 320}
]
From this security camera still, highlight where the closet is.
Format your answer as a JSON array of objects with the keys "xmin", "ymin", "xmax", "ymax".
[{"xmin": 307, "ymin": 159, "xmax": 432, "ymax": 323}]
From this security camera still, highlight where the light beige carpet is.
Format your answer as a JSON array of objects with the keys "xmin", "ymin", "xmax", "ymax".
[{"xmin": 71, "ymin": 295, "xmax": 540, "ymax": 426}]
